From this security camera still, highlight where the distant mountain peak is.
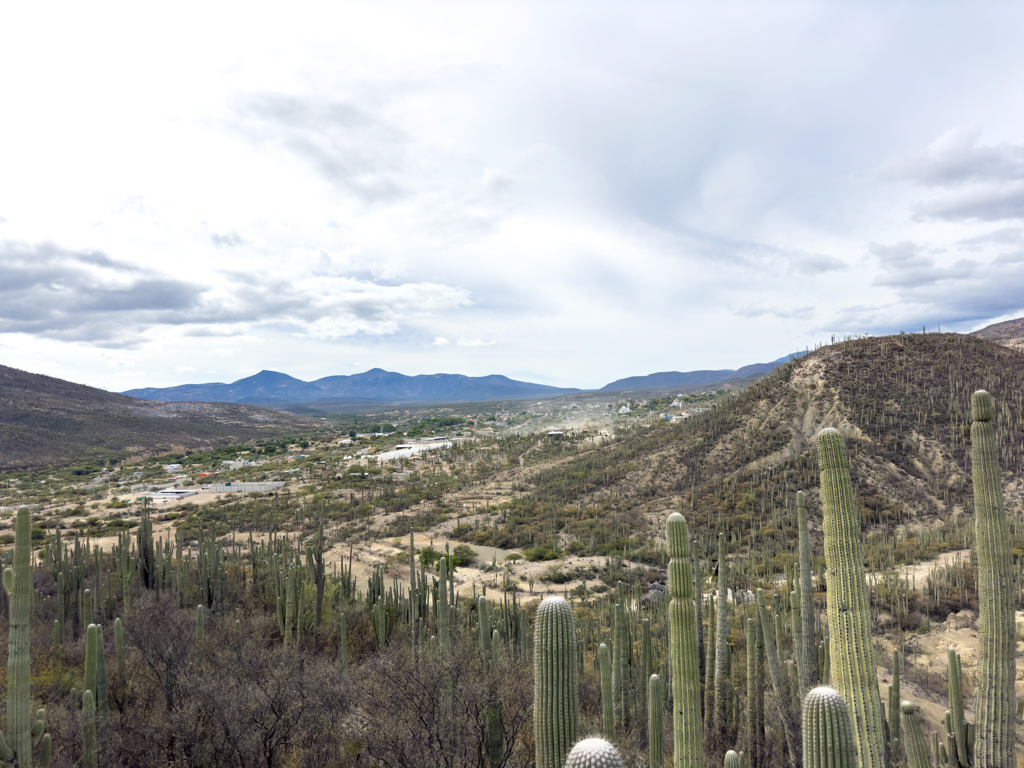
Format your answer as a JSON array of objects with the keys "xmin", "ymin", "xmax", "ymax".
[{"xmin": 124, "ymin": 368, "xmax": 580, "ymax": 404}]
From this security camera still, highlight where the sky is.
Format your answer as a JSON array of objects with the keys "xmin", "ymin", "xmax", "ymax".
[{"xmin": 2, "ymin": 3, "xmax": 1024, "ymax": 393}]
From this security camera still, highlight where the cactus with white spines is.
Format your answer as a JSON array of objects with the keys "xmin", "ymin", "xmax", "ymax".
[
  {"xmin": 802, "ymin": 687, "xmax": 857, "ymax": 768},
  {"xmin": 901, "ymin": 701, "xmax": 932, "ymax": 768},
  {"xmin": 565, "ymin": 738, "xmax": 624, "ymax": 768},
  {"xmin": 668, "ymin": 512, "xmax": 703, "ymax": 768}
]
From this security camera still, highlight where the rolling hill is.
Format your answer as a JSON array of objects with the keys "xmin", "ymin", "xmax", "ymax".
[
  {"xmin": 445, "ymin": 332, "xmax": 1024, "ymax": 569},
  {"xmin": 597, "ymin": 353, "xmax": 802, "ymax": 392},
  {"xmin": 971, "ymin": 316, "xmax": 1024, "ymax": 353},
  {"xmin": 0, "ymin": 363, "xmax": 318, "ymax": 469}
]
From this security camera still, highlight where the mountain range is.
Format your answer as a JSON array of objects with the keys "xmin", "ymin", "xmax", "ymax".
[
  {"xmin": 123, "ymin": 369, "xmax": 581, "ymax": 404},
  {"xmin": 0, "ymin": 363, "xmax": 313, "ymax": 470},
  {"xmin": 123, "ymin": 355, "xmax": 804, "ymax": 404},
  {"xmin": 597, "ymin": 353, "xmax": 803, "ymax": 392}
]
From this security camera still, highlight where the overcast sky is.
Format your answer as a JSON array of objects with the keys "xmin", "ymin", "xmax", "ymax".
[{"xmin": 2, "ymin": 3, "xmax": 1024, "ymax": 392}]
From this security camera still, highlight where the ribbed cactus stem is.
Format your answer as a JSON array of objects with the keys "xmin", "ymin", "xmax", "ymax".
[
  {"xmin": 724, "ymin": 750, "xmax": 742, "ymax": 768},
  {"xmin": 756, "ymin": 589, "xmax": 801, "ymax": 768},
  {"xmin": 745, "ymin": 617, "xmax": 764, "ymax": 768},
  {"xmin": 649, "ymin": 674, "xmax": 664, "ymax": 768},
  {"xmin": 564, "ymin": 738, "xmax": 625, "ymax": 768},
  {"xmin": 668, "ymin": 512, "xmax": 703, "ymax": 768},
  {"xmin": 613, "ymin": 601, "xmax": 629, "ymax": 731},
  {"xmin": 790, "ymin": 589, "xmax": 803, "ymax": 693},
  {"xmin": 889, "ymin": 650, "xmax": 901, "ymax": 748},
  {"xmin": 114, "ymin": 617, "xmax": 125, "ymax": 667},
  {"xmin": 969, "ymin": 390, "xmax": 1016, "ymax": 768},
  {"xmin": 438, "ymin": 558, "xmax": 451, "ymax": 652},
  {"xmin": 901, "ymin": 701, "xmax": 932, "ymax": 768},
  {"xmin": 711, "ymin": 532, "xmax": 729, "ymax": 758},
  {"xmin": 599, "ymin": 643, "xmax": 614, "ymax": 740},
  {"xmin": 534, "ymin": 596, "xmax": 579, "ymax": 768},
  {"xmin": 817, "ymin": 428, "xmax": 886, "ymax": 768},
  {"xmin": 94, "ymin": 624, "xmax": 108, "ymax": 743},
  {"xmin": 802, "ymin": 687, "xmax": 857, "ymax": 768},
  {"xmin": 797, "ymin": 491, "xmax": 817, "ymax": 691},
  {"xmin": 1, "ymin": 509, "xmax": 48, "ymax": 768},
  {"xmin": 947, "ymin": 647, "xmax": 969, "ymax": 768},
  {"xmin": 82, "ymin": 689, "xmax": 97, "ymax": 768},
  {"xmin": 479, "ymin": 596, "xmax": 491, "ymax": 654}
]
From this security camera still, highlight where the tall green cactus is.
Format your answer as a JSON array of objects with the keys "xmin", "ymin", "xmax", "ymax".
[
  {"xmin": 599, "ymin": 643, "xmax": 614, "ymax": 741},
  {"xmin": 901, "ymin": 701, "xmax": 932, "ymax": 768},
  {"xmin": 0, "ymin": 508, "xmax": 51, "ymax": 768},
  {"xmin": 565, "ymin": 738, "xmax": 625, "ymax": 768},
  {"xmin": 802, "ymin": 686, "xmax": 857, "ymax": 768},
  {"xmin": 756, "ymin": 589, "xmax": 801, "ymax": 768},
  {"xmin": 969, "ymin": 391, "xmax": 1016, "ymax": 768},
  {"xmin": 613, "ymin": 601, "xmax": 629, "ymax": 732},
  {"xmin": 797, "ymin": 489, "xmax": 817, "ymax": 692},
  {"xmin": 745, "ymin": 617, "xmax": 763, "ymax": 768},
  {"xmin": 668, "ymin": 512, "xmax": 703, "ymax": 768},
  {"xmin": 649, "ymin": 673, "xmax": 664, "ymax": 768},
  {"xmin": 534, "ymin": 596, "xmax": 579, "ymax": 768},
  {"xmin": 888, "ymin": 650, "xmax": 901, "ymax": 751},
  {"xmin": 82, "ymin": 689, "xmax": 97, "ymax": 768},
  {"xmin": 946, "ymin": 647, "xmax": 971, "ymax": 768},
  {"xmin": 710, "ymin": 533, "xmax": 729, "ymax": 759},
  {"xmin": 817, "ymin": 428, "xmax": 886, "ymax": 768}
]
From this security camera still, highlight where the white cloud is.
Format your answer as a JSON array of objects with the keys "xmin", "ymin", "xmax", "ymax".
[{"xmin": 2, "ymin": 4, "xmax": 1024, "ymax": 389}]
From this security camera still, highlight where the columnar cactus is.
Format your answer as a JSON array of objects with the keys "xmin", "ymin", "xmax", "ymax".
[
  {"xmin": 565, "ymin": 738, "xmax": 625, "ymax": 768},
  {"xmin": 711, "ymin": 533, "xmax": 729, "ymax": 757},
  {"xmin": 969, "ymin": 390, "xmax": 1016, "ymax": 768},
  {"xmin": 82, "ymin": 689, "xmax": 97, "ymax": 768},
  {"xmin": 901, "ymin": 701, "xmax": 932, "ymax": 768},
  {"xmin": 946, "ymin": 647, "xmax": 970, "ymax": 768},
  {"xmin": 802, "ymin": 687, "xmax": 857, "ymax": 768},
  {"xmin": 534, "ymin": 596, "xmax": 579, "ymax": 768},
  {"xmin": 817, "ymin": 428, "xmax": 886, "ymax": 768},
  {"xmin": 667, "ymin": 512, "xmax": 703, "ymax": 768},
  {"xmin": 613, "ymin": 601, "xmax": 629, "ymax": 731},
  {"xmin": 479, "ymin": 596, "xmax": 491, "ymax": 654},
  {"xmin": 0, "ymin": 508, "xmax": 51, "ymax": 768},
  {"xmin": 888, "ymin": 650, "xmax": 901, "ymax": 749},
  {"xmin": 649, "ymin": 674, "xmax": 664, "ymax": 768},
  {"xmin": 745, "ymin": 618, "xmax": 763, "ymax": 768},
  {"xmin": 756, "ymin": 589, "xmax": 801, "ymax": 768},
  {"xmin": 724, "ymin": 750, "xmax": 742, "ymax": 768},
  {"xmin": 599, "ymin": 643, "xmax": 614, "ymax": 740},
  {"xmin": 797, "ymin": 490, "xmax": 817, "ymax": 692}
]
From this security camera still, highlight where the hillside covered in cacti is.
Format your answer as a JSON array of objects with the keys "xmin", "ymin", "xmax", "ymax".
[{"xmin": 0, "ymin": 331, "xmax": 1021, "ymax": 767}]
